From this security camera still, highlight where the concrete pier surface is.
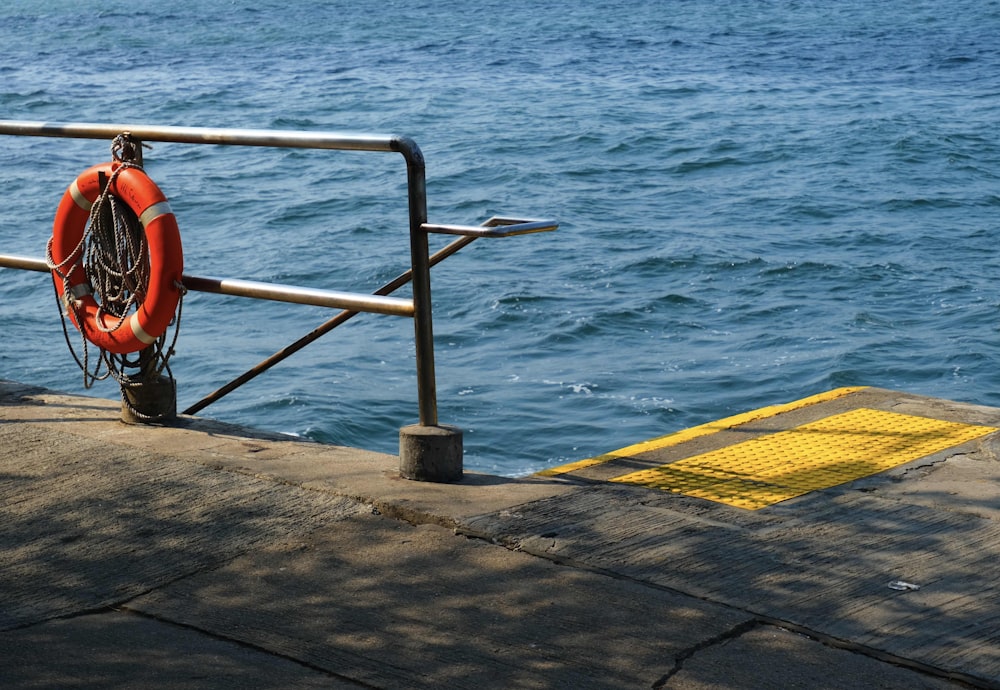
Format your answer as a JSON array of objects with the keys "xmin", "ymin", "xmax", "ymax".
[{"xmin": 2, "ymin": 379, "xmax": 1000, "ymax": 689}]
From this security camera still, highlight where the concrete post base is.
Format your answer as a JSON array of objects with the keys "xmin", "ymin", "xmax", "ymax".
[
  {"xmin": 121, "ymin": 375, "xmax": 177, "ymax": 424},
  {"xmin": 399, "ymin": 424, "xmax": 463, "ymax": 482}
]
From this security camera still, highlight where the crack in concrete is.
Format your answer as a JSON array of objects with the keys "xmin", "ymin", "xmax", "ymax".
[
  {"xmin": 650, "ymin": 618, "xmax": 760, "ymax": 688},
  {"xmin": 897, "ymin": 454, "xmax": 951, "ymax": 478}
]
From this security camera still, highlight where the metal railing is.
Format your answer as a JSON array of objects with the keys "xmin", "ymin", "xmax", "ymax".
[{"xmin": 0, "ymin": 119, "xmax": 557, "ymax": 481}]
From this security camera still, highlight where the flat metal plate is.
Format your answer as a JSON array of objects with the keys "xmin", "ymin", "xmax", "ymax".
[{"xmin": 608, "ymin": 408, "xmax": 996, "ymax": 510}]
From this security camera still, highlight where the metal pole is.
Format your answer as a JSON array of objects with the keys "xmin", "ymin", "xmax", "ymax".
[
  {"xmin": 0, "ymin": 255, "xmax": 414, "ymax": 316},
  {"xmin": 394, "ymin": 137, "xmax": 438, "ymax": 427},
  {"xmin": 392, "ymin": 138, "xmax": 462, "ymax": 482},
  {"xmin": 0, "ymin": 119, "xmax": 397, "ymax": 152}
]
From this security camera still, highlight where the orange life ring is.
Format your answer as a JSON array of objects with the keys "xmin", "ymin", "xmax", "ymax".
[{"xmin": 49, "ymin": 162, "xmax": 184, "ymax": 355}]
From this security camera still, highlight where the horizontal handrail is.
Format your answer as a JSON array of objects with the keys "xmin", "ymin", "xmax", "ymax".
[
  {"xmin": 181, "ymin": 275, "xmax": 414, "ymax": 316},
  {"xmin": 0, "ymin": 254, "xmax": 47, "ymax": 273},
  {"xmin": 0, "ymin": 119, "xmax": 412, "ymax": 156},
  {"xmin": 422, "ymin": 218, "xmax": 559, "ymax": 238},
  {"xmin": 0, "ymin": 254, "xmax": 413, "ymax": 316}
]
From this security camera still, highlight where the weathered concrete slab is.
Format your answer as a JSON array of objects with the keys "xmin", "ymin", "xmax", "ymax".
[
  {"xmin": 0, "ymin": 380, "xmax": 991, "ymax": 687},
  {"xmin": 130, "ymin": 514, "xmax": 751, "ymax": 689},
  {"xmin": 0, "ymin": 421, "xmax": 363, "ymax": 629}
]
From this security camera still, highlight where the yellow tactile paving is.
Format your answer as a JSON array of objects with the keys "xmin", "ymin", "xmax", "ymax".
[
  {"xmin": 609, "ymin": 408, "xmax": 996, "ymax": 510},
  {"xmin": 537, "ymin": 387, "xmax": 868, "ymax": 477}
]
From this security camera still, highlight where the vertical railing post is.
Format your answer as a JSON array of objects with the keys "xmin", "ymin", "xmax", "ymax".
[
  {"xmin": 399, "ymin": 138, "xmax": 436, "ymax": 427},
  {"xmin": 394, "ymin": 137, "xmax": 463, "ymax": 482}
]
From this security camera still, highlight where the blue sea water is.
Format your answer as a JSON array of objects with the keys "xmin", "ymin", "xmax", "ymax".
[{"xmin": 2, "ymin": 0, "xmax": 999, "ymax": 475}]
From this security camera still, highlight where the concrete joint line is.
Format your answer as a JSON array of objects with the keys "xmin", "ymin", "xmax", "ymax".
[
  {"xmin": 3, "ymin": 604, "xmax": 122, "ymax": 633},
  {"xmin": 118, "ymin": 607, "xmax": 378, "ymax": 689},
  {"xmin": 1, "ymin": 566, "xmax": 222, "ymax": 634}
]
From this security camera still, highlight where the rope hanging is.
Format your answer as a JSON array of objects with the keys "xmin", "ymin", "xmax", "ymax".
[{"xmin": 47, "ymin": 133, "xmax": 184, "ymax": 420}]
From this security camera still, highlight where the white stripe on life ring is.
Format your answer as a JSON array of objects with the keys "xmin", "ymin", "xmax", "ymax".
[
  {"xmin": 129, "ymin": 313, "xmax": 157, "ymax": 345},
  {"xmin": 70, "ymin": 179, "xmax": 93, "ymax": 211},
  {"xmin": 139, "ymin": 201, "xmax": 173, "ymax": 229}
]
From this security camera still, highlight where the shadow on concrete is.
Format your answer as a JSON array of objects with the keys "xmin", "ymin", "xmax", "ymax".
[
  {"xmin": 0, "ymin": 380, "xmax": 987, "ymax": 688},
  {"xmin": 461, "ymin": 468, "xmax": 1000, "ymax": 687}
]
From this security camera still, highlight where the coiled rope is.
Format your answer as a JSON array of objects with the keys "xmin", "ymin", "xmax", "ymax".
[{"xmin": 48, "ymin": 133, "xmax": 184, "ymax": 420}]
